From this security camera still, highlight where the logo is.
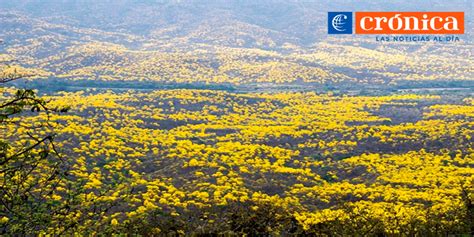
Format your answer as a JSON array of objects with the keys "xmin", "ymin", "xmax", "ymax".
[
  {"xmin": 328, "ymin": 12, "xmax": 353, "ymax": 34},
  {"xmin": 356, "ymin": 12, "xmax": 464, "ymax": 34},
  {"xmin": 328, "ymin": 12, "xmax": 464, "ymax": 34}
]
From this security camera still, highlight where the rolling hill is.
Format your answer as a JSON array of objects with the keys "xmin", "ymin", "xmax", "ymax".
[{"xmin": 0, "ymin": 0, "xmax": 472, "ymax": 89}]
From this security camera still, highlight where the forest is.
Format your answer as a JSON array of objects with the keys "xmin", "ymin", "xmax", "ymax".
[
  {"xmin": 1, "ymin": 0, "xmax": 473, "ymax": 236},
  {"xmin": 2, "ymin": 88, "xmax": 472, "ymax": 235}
]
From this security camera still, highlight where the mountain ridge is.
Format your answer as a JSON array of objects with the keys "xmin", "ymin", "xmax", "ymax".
[{"xmin": 0, "ymin": 1, "xmax": 472, "ymax": 87}]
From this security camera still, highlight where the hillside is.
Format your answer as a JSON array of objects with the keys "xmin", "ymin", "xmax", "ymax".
[
  {"xmin": 0, "ymin": 1, "xmax": 473, "ymax": 89},
  {"xmin": 1, "ymin": 1, "xmax": 473, "ymax": 235}
]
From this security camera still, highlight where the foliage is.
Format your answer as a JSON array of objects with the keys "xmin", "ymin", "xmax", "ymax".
[
  {"xmin": 2, "ymin": 89, "xmax": 472, "ymax": 235},
  {"xmin": 0, "ymin": 70, "xmax": 69, "ymax": 234}
]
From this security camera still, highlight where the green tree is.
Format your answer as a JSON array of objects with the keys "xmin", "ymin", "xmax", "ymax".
[{"xmin": 0, "ymin": 49, "xmax": 69, "ymax": 234}]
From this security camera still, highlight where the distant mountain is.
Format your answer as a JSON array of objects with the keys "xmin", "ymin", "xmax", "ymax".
[
  {"xmin": 2, "ymin": 0, "xmax": 471, "ymax": 47},
  {"xmin": 0, "ymin": 0, "xmax": 472, "ymax": 86}
]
